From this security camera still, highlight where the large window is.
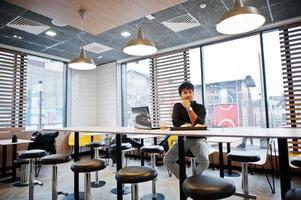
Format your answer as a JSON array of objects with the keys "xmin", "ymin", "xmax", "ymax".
[
  {"xmin": 263, "ymin": 30, "xmax": 285, "ymax": 127},
  {"xmin": 122, "ymin": 59, "xmax": 150, "ymax": 127},
  {"xmin": 202, "ymin": 35, "xmax": 265, "ymax": 128},
  {"xmin": 25, "ymin": 55, "xmax": 66, "ymax": 129}
]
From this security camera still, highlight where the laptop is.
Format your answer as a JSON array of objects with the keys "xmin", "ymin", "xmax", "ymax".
[{"xmin": 131, "ymin": 106, "xmax": 159, "ymax": 130}]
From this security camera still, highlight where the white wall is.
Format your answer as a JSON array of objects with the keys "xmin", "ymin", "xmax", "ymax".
[{"xmin": 68, "ymin": 61, "xmax": 120, "ymax": 127}]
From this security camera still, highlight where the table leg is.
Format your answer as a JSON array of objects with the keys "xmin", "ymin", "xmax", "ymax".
[
  {"xmin": 224, "ymin": 143, "xmax": 240, "ymax": 177},
  {"xmin": 116, "ymin": 134, "xmax": 123, "ymax": 200},
  {"xmin": 12, "ymin": 144, "xmax": 17, "ymax": 182},
  {"xmin": 278, "ymin": 138, "xmax": 290, "ymax": 200},
  {"xmin": 218, "ymin": 142, "xmax": 224, "ymax": 178},
  {"xmin": 141, "ymin": 139, "xmax": 144, "ymax": 166},
  {"xmin": 2, "ymin": 145, "xmax": 7, "ymax": 177},
  {"xmin": 178, "ymin": 136, "xmax": 186, "ymax": 200},
  {"xmin": 74, "ymin": 131, "xmax": 79, "ymax": 200}
]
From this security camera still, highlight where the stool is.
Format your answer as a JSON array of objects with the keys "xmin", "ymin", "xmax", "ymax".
[
  {"xmin": 140, "ymin": 145, "xmax": 165, "ymax": 200},
  {"xmin": 182, "ymin": 174, "xmax": 236, "ymax": 199},
  {"xmin": 86, "ymin": 142, "xmax": 106, "ymax": 187},
  {"xmin": 40, "ymin": 154, "xmax": 71, "ymax": 200},
  {"xmin": 18, "ymin": 149, "xmax": 47, "ymax": 200},
  {"xmin": 71, "ymin": 159, "xmax": 106, "ymax": 200},
  {"xmin": 116, "ymin": 166, "xmax": 157, "ymax": 200},
  {"xmin": 12, "ymin": 159, "xmax": 29, "ymax": 187},
  {"xmin": 285, "ymin": 156, "xmax": 301, "ymax": 200},
  {"xmin": 228, "ymin": 151, "xmax": 260, "ymax": 199},
  {"xmin": 111, "ymin": 143, "xmax": 132, "ymax": 195}
]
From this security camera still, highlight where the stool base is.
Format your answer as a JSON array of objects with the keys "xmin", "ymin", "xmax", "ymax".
[
  {"xmin": 141, "ymin": 193, "xmax": 165, "ymax": 200},
  {"xmin": 91, "ymin": 180, "xmax": 106, "ymax": 188},
  {"xmin": 111, "ymin": 186, "xmax": 131, "ymax": 195},
  {"xmin": 12, "ymin": 181, "xmax": 29, "ymax": 187},
  {"xmin": 224, "ymin": 171, "xmax": 240, "ymax": 177},
  {"xmin": 62, "ymin": 192, "xmax": 85, "ymax": 200}
]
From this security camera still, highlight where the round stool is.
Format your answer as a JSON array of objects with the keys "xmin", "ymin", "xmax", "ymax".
[
  {"xmin": 116, "ymin": 166, "xmax": 157, "ymax": 200},
  {"xmin": 182, "ymin": 175, "xmax": 236, "ymax": 199},
  {"xmin": 140, "ymin": 145, "xmax": 165, "ymax": 200},
  {"xmin": 228, "ymin": 151, "xmax": 260, "ymax": 199},
  {"xmin": 86, "ymin": 142, "xmax": 106, "ymax": 188},
  {"xmin": 13, "ymin": 159, "xmax": 29, "ymax": 187},
  {"xmin": 70, "ymin": 159, "xmax": 106, "ymax": 200},
  {"xmin": 285, "ymin": 156, "xmax": 301, "ymax": 200},
  {"xmin": 111, "ymin": 143, "xmax": 132, "ymax": 195},
  {"xmin": 18, "ymin": 149, "xmax": 47, "ymax": 200},
  {"xmin": 41, "ymin": 154, "xmax": 71, "ymax": 200}
]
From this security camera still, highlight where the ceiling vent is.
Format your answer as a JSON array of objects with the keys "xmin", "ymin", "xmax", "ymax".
[
  {"xmin": 161, "ymin": 13, "xmax": 200, "ymax": 32},
  {"xmin": 6, "ymin": 16, "xmax": 50, "ymax": 35},
  {"xmin": 83, "ymin": 42, "xmax": 113, "ymax": 54}
]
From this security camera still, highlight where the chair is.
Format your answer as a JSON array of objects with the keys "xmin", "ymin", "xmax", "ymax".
[
  {"xmin": 227, "ymin": 150, "xmax": 261, "ymax": 199},
  {"xmin": 71, "ymin": 159, "xmax": 106, "ymax": 200},
  {"xmin": 40, "ymin": 154, "xmax": 71, "ymax": 200},
  {"xmin": 18, "ymin": 149, "xmax": 47, "ymax": 200},
  {"xmin": 285, "ymin": 156, "xmax": 301, "ymax": 200},
  {"xmin": 115, "ymin": 166, "xmax": 157, "ymax": 200},
  {"xmin": 182, "ymin": 174, "xmax": 236, "ymax": 199},
  {"xmin": 249, "ymin": 138, "xmax": 277, "ymax": 193}
]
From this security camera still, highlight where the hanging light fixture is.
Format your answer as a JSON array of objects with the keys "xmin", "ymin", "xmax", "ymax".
[
  {"xmin": 69, "ymin": 9, "xmax": 96, "ymax": 70},
  {"xmin": 123, "ymin": 27, "xmax": 157, "ymax": 56},
  {"xmin": 216, "ymin": 0, "xmax": 265, "ymax": 35}
]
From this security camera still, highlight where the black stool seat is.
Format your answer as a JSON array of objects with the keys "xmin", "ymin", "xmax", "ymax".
[
  {"xmin": 116, "ymin": 166, "xmax": 157, "ymax": 184},
  {"xmin": 71, "ymin": 159, "xmax": 106, "ymax": 173},
  {"xmin": 111, "ymin": 143, "xmax": 132, "ymax": 150},
  {"xmin": 285, "ymin": 188, "xmax": 301, "ymax": 200},
  {"xmin": 40, "ymin": 154, "xmax": 71, "ymax": 165},
  {"xmin": 14, "ymin": 159, "xmax": 29, "ymax": 165},
  {"xmin": 86, "ymin": 142, "xmax": 104, "ymax": 148},
  {"xmin": 19, "ymin": 149, "xmax": 47, "ymax": 159},
  {"xmin": 291, "ymin": 156, "xmax": 301, "ymax": 167},
  {"xmin": 182, "ymin": 175, "xmax": 236, "ymax": 199},
  {"xmin": 141, "ymin": 145, "xmax": 164, "ymax": 154},
  {"xmin": 228, "ymin": 151, "xmax": 260, "ymax": 162}
]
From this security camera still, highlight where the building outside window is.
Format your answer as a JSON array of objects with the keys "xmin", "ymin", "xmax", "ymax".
[{"xmin": 25, "ymin": 55, "xmax": 66, "ymax": 129}]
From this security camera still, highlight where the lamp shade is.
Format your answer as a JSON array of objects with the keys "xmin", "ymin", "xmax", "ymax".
[
  {"xmin": 123, "ymin": 27, "xmax": 157, "ymax": 56},
  {"xmin": 216, "ymin": 0, "xmax": 265, "ymax": 35},
  {"xmin": 69, "ymin": 47, "xmax": 96, "ymax": 70}
]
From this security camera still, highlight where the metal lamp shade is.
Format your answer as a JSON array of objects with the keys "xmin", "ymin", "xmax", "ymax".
[
  {"xmin": 216, "ymin": 0, "xmax": 265, "ymax": 35},
  {"xmin": 69, "ymin": 47, "xmax": 96, "ymax": 70},
  {"xmin": 123, "ymin": 28, "xmax": 157, "ymax": 56}
]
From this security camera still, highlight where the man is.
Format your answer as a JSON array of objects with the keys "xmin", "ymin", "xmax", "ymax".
[{"xmin": 163, "ymin": 81, "xmax": 210, "ymax": 179}]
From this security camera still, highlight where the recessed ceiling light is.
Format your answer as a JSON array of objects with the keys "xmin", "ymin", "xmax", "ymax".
[
  {"xmin": 18, "ymin": 36, "xmax": 23, "ymax": 39},
  {"xmin": 13, "ymin": 35, "xmax": 18, "ymax": 38},
  {"xmin": 200, "ymin": 3, "xmax": 207, "ymax": 9},
  {"xmin": 97, "ymin": 55, "xmax": 102, "ymax": 59},
  {"xmin": 51, "ymin": 19, "xmax": 67, "ymax": 27},
  {"xmin": 121, "ymin": 31, "xmax": 131, "ymax": 37},
  {"xmin": 45, "ymin": 30, "xmax": 57, "ymax": 37},
  {"xmin": 13, "ymin": 35, "xmax": 22, "ymax": 39}
]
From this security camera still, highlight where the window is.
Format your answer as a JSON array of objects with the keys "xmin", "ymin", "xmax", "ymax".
[
  {"xmin": 122, "ymin": 59, "xmax": 150, "ymax": 127},
  {"xmin": 202, "ymin": 35, "xmax": 266, "ymax": 128},
  {"xmin": 25, "ymin": 55, "xmax": 66, "ymax": 129},
  {"xmin": 263, "ymin": 30, "xmax": 286, "ymax": 127}
]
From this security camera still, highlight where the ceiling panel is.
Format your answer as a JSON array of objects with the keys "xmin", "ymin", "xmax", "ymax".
[{"xmin": 0, "ymin": 0, "xmax": 300, "ymax": 66}]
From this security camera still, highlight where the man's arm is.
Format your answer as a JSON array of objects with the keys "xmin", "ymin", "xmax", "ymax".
[{"xmin": 172, "ymin": 103, "xmax": 185, "ymax": 127}]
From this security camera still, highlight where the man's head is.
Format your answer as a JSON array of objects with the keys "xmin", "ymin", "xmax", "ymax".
[{"xmin": 178, "ymin": 81, "xmax": 194, "ymax": 101}]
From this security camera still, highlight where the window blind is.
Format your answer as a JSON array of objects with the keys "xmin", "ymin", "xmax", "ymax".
[
  {"xmin": 280, "ymin": 22, "xmax": 301, "ymax": 152},
  {"xmin": 0, "ymin": 48, "xmax": 27, "ymax": 130},
  {"xmin": 149, "ymin": 49, "xmax": 190, "ymax": 127}
]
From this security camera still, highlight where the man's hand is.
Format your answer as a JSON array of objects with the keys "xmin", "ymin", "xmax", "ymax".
[{"xmin": 181, "ymin": 100, "xmax": 191, "ymax": 109}]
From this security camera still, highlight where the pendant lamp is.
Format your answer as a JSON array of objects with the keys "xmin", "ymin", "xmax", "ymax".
[
  {"xmin": 216, "ymin": 0, "xmax": 265, "ymax": 35},
  {"xmin": 123, "ymin": 27, "xmax": 157, "ymax": 56},
  {"xmin": 69, "ymin": 9, "xmax": 96, "ymax": 70}
]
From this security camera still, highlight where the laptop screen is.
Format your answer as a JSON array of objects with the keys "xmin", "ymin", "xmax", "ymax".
[{"xmin": 131, "ymin": 106, "xmax": 152, "ymax": 129}]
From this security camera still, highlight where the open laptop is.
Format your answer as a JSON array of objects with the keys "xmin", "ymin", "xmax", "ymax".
[{"xmin": 131, "ymin": 106, "xmax": 159, "ymax": 130}]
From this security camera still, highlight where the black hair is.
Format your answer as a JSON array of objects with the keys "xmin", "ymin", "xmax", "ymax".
[{"xmin": 178, "ymin": 81, "xmax": 194, "ymax": 95}]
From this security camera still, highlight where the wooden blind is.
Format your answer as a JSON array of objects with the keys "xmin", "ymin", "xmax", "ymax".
[
  {"xmin": 149, "ymin": 49, "xmax": 190, "ymax": 127},
  {"xmin": 0, "ymin": 48, "xmax": 27, "ymax": 129}
]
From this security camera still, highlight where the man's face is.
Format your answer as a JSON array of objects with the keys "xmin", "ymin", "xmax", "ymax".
[{"xmin": 180, "ymin": 88, "xmax": 193, "ymax": 101}]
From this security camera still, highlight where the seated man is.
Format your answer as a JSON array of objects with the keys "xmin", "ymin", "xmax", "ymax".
[{"xmin": 163, "ymin": 81, "xmax": 210, "ymax": 178}]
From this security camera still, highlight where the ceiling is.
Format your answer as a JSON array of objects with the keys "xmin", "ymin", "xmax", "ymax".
[{"xmin": 0, "ymin": 0, "xmax": 301, "ymax": 65}]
